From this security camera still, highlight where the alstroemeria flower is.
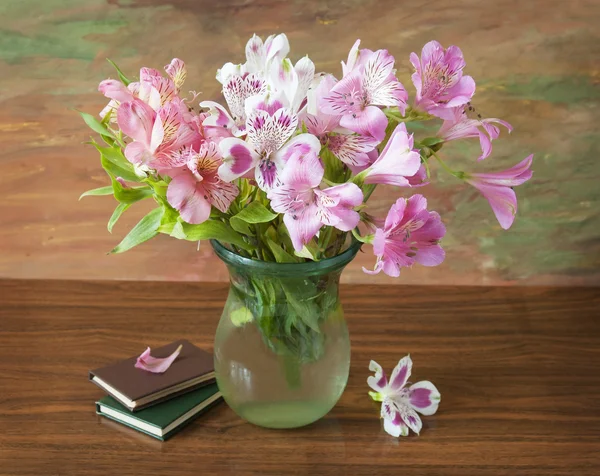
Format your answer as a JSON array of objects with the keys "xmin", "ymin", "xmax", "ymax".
[
  {"xmin": 117, "ymin": 98, "xmax": 200, "ymax": 171},
  {"xmin": 301, "ymin": 74, "xmax": 379, "ymax": 168},
  {"xmin": 166, "ymin": 143, "xmax": 239, "ymax": 224},
  {"xmin": 368, "ymin": 356, "xmax": 441, "ymax": 437},
  {"xmin": 135, "ymin": 344, "xmax": 183, "ymax": 374},
  {"xmin": 465, "ymin": 154, "xmax": 533, "ymax": 230},
  {"xmin": 321, "ymin": 41, "xmax": 408, "ymax": 141},
  {"xmin": 410, "ymin": 40, "xmax": 476, "ymax": 120},
  {"xmin": 362, "ymin": 123, "xmax": 421, "ymax": 186},
  {"xmin": 218, "ymin": 95, "xmax": 320, "ymax": 190},
  {"xmin": 99, "ymin": 59, "xmax": 183, "ymax": 121},
  {"xmin": 200, "ymin": 73, "xmax": 267, "ymax": 137},
  {"xmin": 267, "ymin": 150, "xmax": 363, "ymax": 251},
  {"xmin": 269, "ymin": 55, "xmax": 316, "ymax": 113},
  {"xmin": 364, "ymin": 195, "xmax": 446, "ymax": 277},
  {"xmin": 217, "ymin": 33, "xmax": 290, "ymax": 83},
  {"xmin": 437, "ymin": 105, "xmax": 513, "ymax": 161}
]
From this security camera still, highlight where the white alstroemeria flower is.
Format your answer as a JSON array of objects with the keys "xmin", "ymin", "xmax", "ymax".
[{"xmin": 368, "ymin": 355, "xmax": 441, "ymax": 437}]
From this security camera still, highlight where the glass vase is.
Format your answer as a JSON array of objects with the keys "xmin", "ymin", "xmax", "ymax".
[{"xmin": 211, "ymin": 239, "xmax": 361, "ymax": 429}]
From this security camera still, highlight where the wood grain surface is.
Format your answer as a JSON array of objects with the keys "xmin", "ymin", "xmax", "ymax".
[{"xmin": 0, "ymin": 279, "xmax": 599, "ymax": 475}]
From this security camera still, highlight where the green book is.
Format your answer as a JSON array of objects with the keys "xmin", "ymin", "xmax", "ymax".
[{"xmin": 96, "ymin": 383, "xmax": 222, "ymax": 441}]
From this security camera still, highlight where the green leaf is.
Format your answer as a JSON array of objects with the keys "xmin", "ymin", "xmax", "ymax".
[
  {"xmin": 155, "ymin": 195, "xmax": 180, "ymax": 234},
  {"xmin": 92, "ymin": 144, "xmax": 141, "ymax": 183},
  {"xmin": 230, "ymin": 201, "xmax": 278, "ymax": 234},
  {"xmin": 111, "ymin": 207, "xmax": 163, "ymax": 254},
  {"xmin": 106, "ymin": 58, "xmax": 132, "ymax": 86},
  {"xmin": 294, "ymin": 242, "xmax": 319, "ymax": 261},
  {"xmin": 110, "ymin": 175, "xmax": 154, "ymax": 204},
  {"xmin": 101, "ymin": 155, "xmax": 141, "ymax": 183},
  {"xmin": 266, "ymin": 238, "xmax": 300, "ymax": 263},
  {"xmin": 419, "ymin": 137, "xmax": 444, "ymax": 147},
  {"xmin": 78, "ymin": 111, "xmax": 114, "ymax": 138},
  {"xmin": 173, "ymin": 220, "xmax": 254, "ymax": 251},
  {"xmin": 79, "ymin": 186, "xmax": 113, "ymax": 199},
  {"xmin": 107, "ymin": 203, "xmax": 130, "ymax": 233}
]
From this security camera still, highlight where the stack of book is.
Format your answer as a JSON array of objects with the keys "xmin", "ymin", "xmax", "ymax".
[{"xmin": 90, "ymin": 339, "xmax": 222, "ymax": 441}]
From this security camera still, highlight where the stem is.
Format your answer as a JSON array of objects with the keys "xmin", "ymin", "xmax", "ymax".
[
  {"xmin": 430, "ymin": 150, "xmax": 462, "ymax": 179},
  {"xmin": 281, "ymin": 353, "xmax": 302, "ymax": 390},
  {"xmin": 422, "ymin": 155, "xmax": 431, "ymax": 179},
  {"xmin": 363, "ymin": 184, "xmax": 377, "ymax": 202}
]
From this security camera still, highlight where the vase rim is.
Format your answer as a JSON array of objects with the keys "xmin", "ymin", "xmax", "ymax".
[{"xmin": 210, "ymin": 239, "xmax": 362, "ymax": 277}]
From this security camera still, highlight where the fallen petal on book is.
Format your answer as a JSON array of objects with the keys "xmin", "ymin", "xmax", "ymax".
[{"xmin": 135, "ymin": 344, "xmax": 183, "ymax": 373}]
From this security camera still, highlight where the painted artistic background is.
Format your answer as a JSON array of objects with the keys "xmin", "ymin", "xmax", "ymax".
[{"xmin": 0, "ymin": 0, "xmax": 599, "ymax": 285}]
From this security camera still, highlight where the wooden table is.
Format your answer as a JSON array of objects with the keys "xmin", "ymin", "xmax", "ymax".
[{"xmin": 0, "ymin": 280, "xmax": 599, "ymax": 475}]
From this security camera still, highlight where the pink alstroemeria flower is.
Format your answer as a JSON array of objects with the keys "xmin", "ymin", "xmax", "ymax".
[
  {"xmin": 368, "ymin": 356, "xmax": 441, "ymax": 437},
  {"xmin": 364, "ymin": 195, "xmax": 446, "ymax": 277},
  {"xmin": 410, "ymin": 40, "xmax": 476, "ymax": 120},
  {"xmin": 117, "ymin": 98, "xmax": 200, "ymax": 171},
  {"xmin": 437, "ymin": 105, "xmax": 513, "ymax": 161},
  {"xmin": 166, "ymin": 143, "xmax": 239, "ymax": 224},
  {"xmin": 465, "ymin": 154, "xmax": 533, "ymax": 230},
  {"xmin": 321, "ymin": 40, "xmax": 408, "ymax": 141},
  {"xmin": 362, "ymin": 123, "xmax": 422, "ymax": 186},
  {"xmin": 301, "ymin": 74, "xmax": 379, "ymax": 168},
  {"xmin": 99, "ymin": 60, "xmax": 183, "ymax": 120},
  {"xmin": 218, "ymin": 96, "xmax": 321, "ymax": 191},
  {"xmin": 267, "ymin": 150, "xmax": 363, "ymax": 252},
  {"xmin": 135, "ymin": 344, "xmax": 183, "ymax": 374}
]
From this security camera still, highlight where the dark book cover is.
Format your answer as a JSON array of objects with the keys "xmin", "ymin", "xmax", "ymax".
[
  {"xmin": 96, "ymin": 383, "xmax": 222, "ymax": 441},
  {"xmin": 89, "ymin": 339, "xmax": 215, "ymax": 411}
]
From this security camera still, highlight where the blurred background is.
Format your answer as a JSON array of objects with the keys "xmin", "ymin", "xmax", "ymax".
[{"xmin": 0, "ymin": 0, "xmax": 598, "ymax": 286}]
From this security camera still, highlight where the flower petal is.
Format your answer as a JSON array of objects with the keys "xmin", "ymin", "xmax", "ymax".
[
  {"xmin": 200, "ymin": 100, "xmax": 242, "ymax": 136},
  {"xmin": 397, "ymin": 401, "xmax": 423, "ymax": 435},
  {"xmin": 274, "ymin": 133, "xmax": 322, "ymax": 166},
  {"xmin": 365, "ymin": 124, "xmax": 421, "ymax": 185},
  {"xmin": 284, "ymin": 203, "xmax": 323, "ymax": 252},
  {"xmin": 367, "ymin": 359, "xmax": 388, "ymax": 392},
  {"xmin": 247, "ymin": 107, "xmax": 298, "ymax": 155},
  {"xmin": 292, "ymin": 56, "xmax": 315, "ymax": 111},
  {"xmin": 269, "ymin": 57, "xmax": 299, "ymax": 107},
  {"xmin": 166, "ymin": 171, "xmax": 212, "ymax": 225},
  {"xmin": 339, "ymin": 105, "xmax": 387, "ymax": 142},
  {"xmin": 389, "ymin": 355, "xmax": 413, "ymax": 391},
  {"xmin": 245, "ymin": 34, "xmax": 265, "ymax": 73},
  {"xmin": 124, "ymin": 141, "xmax": 151, "ymax": 166},
  {"xmin": 99, "ymin": 79, "xmax": 134, "ymax": 103},
  {"xmin": 134, "ymin": 344, "xmax": 183, "ymax": 374},
  {"xmin": 328, "ymin": 132, "xmax": 379, "ymax": 167},
  {"xmin": 164, "ymin": 58, "xmax": 187, "ymax": 90},
  {"xmin": 264, "ymin": 33, "xmax": 290, "ymax": 68},
  {"xmin": 408, "ymin": 380, "xmax": 441, "ymax": 416},
  {"xmin": 279, "ymin": 149, "xmax": 324, "ymax": 190},
  {"xmin": 218, "ymin": 138, "xmax": 260, "ymax": 182},
  {"xmin": 341, "ymin": 39, "xmax": 361, "ymax": 77},
  {"xmin": 381, "ymin": 398, "xmax": 410, "ymax": 437},
  {"xmin": 117, "ymin": 99, "xmax": 156, "ymax": 144},
  {"xmin": 469, "ymin": 182, "xmax": 518, "ymax": 230}
]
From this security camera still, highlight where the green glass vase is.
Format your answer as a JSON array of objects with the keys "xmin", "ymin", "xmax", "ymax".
[{"xmin": 211, "ymin": 239, "xmax": 361, "ymax": 429}]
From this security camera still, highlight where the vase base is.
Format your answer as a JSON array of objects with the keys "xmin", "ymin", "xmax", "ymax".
[{"xmin": 233, "ymin": 400, "xmax": 335, "ymax": 429}]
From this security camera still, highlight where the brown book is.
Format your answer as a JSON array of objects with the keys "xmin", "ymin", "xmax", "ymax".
[{"xmin": 89, "ymin": 339, "xmax": 215, "ymax": 412}]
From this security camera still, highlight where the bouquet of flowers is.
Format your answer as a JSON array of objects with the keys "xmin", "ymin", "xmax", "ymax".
[
  {"xmin": 81, "ymin": 33, "xmax": 532, "ymax": 275},
  {"xmin": 81, "ymin": 35, "xmax": 533, "ymax": 380}
]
